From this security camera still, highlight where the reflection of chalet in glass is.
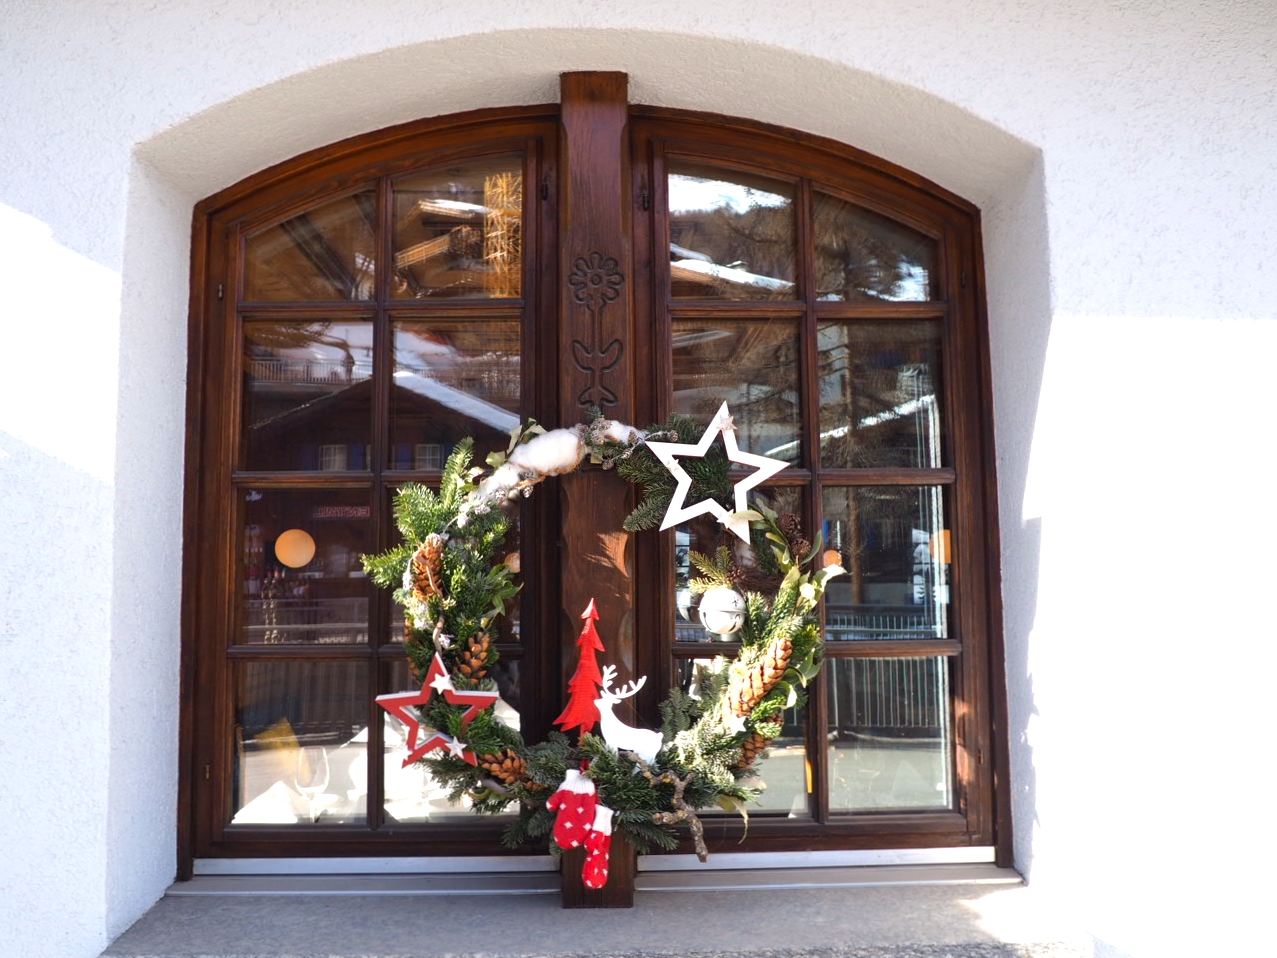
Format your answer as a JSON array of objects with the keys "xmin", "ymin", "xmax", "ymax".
[{"xmin": 244, "ymin": 357, "xmax": 518, "ymax": 471}]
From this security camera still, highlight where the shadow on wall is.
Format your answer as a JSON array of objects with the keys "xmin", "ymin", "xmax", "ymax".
[
  {"xmin": 981, "ymin": 153, "xmax": 1052, "ymax": 882},
  {"xmin": 0, "ymin": 429, "xmax": 115, "ymax": 958}
]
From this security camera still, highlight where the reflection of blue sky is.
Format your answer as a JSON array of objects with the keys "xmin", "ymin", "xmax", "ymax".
[{"xmin": 668, "ymin": 175, "xmax": 788, "ymax": 214}]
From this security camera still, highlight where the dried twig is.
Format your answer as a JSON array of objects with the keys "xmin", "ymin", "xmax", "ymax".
[{"xmin": 625, "ymin": 752, "xmax": 709, "ymax": 862}]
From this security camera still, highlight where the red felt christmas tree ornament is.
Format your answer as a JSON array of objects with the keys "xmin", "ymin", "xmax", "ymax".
[{"xmin": 553, "ymin": 599, "xmax": 606, "ymax": 737}]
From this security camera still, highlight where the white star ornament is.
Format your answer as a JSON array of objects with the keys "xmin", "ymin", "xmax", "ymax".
[{"xmin": 643, "ymin": 402, "xmax": 789, "ymax": 543}]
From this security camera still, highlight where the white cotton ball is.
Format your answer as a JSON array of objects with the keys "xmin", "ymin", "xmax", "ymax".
[
  {"xmin": 597, "ymin": 420, "xmax": 644, "ymax": 444},
  {"xmin": 472, "ymin": 462, "xmax": 522, "ymax": 504},
  {"xmin": 507, "ymin": 428, "xmax": 585, "ymax": 477}
]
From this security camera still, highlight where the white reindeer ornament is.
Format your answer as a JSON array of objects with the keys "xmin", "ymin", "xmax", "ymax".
[{"xmin": 594, "ymin": 664, "xmax": 664, "ymax": 765}]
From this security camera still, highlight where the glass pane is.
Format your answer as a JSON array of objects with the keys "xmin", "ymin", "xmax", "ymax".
[
  {"xmin": 826, "ymin": 657, "xmax": 953, "ymax": 811},
  {"xmin": 389, "ymin": 321, "xmax": 521, "ymax": 468},
  {"xmin": 393, "ymin": 158, "xmax": 523, "ymax": 299},
  {"xmin": 674, "ymin": 488, "xmax": 801, "ymax": 643},
  {"xmin": 821, "ymin": 486, "xmax": 949, "ymax": 642},
  {"xmin": 238, "ymin": 488, "xmax": 371, "ymax": 645},
  {"xmin": 672, "ymin": 320, "xmax": 801, "ymax": 460},
  {"xmin": 813, "ymin": 193, "xmax": 936, "ymax": 302},
  {"xmin": 818, "ymin": 321, "xmax": 945, "ymax": 469},
  {"xmin": 241, "ymin": 321, "xmax": 373, "ymax": 471},
  {"xmin": 245, "ymin": 192, "xmax": 376, "ymax": 301},
  {"xmin": 668, "ymin": 163, "xmax": 796, "ymax": 300},
  {"xmin": 231, "ymin": 660, "xmax": 368, "ymax": 825},
  {"xmin": 675, "ymin": 661, "xmax": 810, "ymax": 818},
  {"xmin": 382, "ymin": 658, "xmax": 521, "ymax": 823}
]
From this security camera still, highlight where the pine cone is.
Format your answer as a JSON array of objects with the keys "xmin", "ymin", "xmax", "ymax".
[
  {"xmin": 726, "ymin": 565, "xmax": 747, "ymax": 586},
  {"xmin": 728, "ymin": 635, "xmax": 793, "ymax": 717},
  {"xmin": 733, "ymin": 713, "xmax": 781, "ymax": 769},
  {"xmin": 477, "ymin": 748, "xmax": 545, "ymax": 791},
  {"xmin": 458, "ymin": 631, "xmax": 491, "ymax": 679},
  {"xmin": 411, "ymin": 533, "xmax": 445, "ymax": 605},
  {"xmin": 777, "ymin": 513, "xmax": 810, "ymax": 561},
  {"xmin": 478, "ymin": 748, "xmax": 525, "ymax": 785}
]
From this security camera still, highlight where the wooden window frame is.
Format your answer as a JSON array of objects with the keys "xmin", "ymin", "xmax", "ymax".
[{"xmin": 180, "ymin": 100, "xmax": 1009, "ymax": 876}]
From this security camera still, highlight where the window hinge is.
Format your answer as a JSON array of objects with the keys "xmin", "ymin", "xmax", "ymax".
[
  {"xmin": 640, "ymin": 188, "xmax": 651, "ymax": 211},
  {"xmin": 217, "ymin": 283, "xmax": 225, "ymax": 300},
  {"xmin": 977, "ymin": 748, "xmax": 985, "ymax": 766},
  {"xmin": 204, "ymin": 763, "xmax": 211, "ymax": 781},
  {"xmin": 540, "ymin": 179, "xmax": 549, "ymax": 201},
  {"xmin": 961, "ymin": 268, "xmax": 969, "ymax": 289}
]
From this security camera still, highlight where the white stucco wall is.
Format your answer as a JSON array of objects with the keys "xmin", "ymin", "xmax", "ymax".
[{"xmin": 1, "ymin": 3, "xmax": 1274, "ymax": 957}]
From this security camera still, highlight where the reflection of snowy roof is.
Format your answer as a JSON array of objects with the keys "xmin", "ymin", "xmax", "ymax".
[
  {"xmin": 392, "ymin": 370, "xmax": 520, "ymax": 433},
  {"xmin": 670, "ymin": 258, "xmax": 794, "ymax": 293}
]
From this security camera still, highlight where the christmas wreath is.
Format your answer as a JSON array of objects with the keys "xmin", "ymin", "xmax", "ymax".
[{"xmin": 361, "ymin": 406, "xmax": 844, "ymax": 887}]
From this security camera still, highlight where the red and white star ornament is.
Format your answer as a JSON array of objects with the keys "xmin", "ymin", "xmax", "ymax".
[
  {"xmin": 644, "ymin": 401, "xmax": 789, "ymax": 542},
  {"xmin": 376, "ymin": 652, "xmax": 499, "ymax": 767}
]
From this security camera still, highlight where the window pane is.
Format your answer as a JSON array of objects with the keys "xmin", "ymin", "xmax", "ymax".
[
  {"xmin": 245, "ymin": 192, "xmax": 376, "ymax": 301},
  {"xmin": 238, "ymin": 489, "xmax": 371, "ymax": 645},
  {"xmin": 673, "ymin": 488, "xmax": 801, "ymax": 643},
  {"xmin": 382, "ymin": 658, "xmax": 521, "ymax": 823},
  {"xmin": 675, "ymin": 661, "xmax": 810, "ymax": 818},
  {"xmin": 826, "ymin": 657, "xmax": 953, "ymax": 811},
  {"xmin": 393, "ymin": 159, "xmax": 523, "ymax": 299},
  {"xmin": 389, "ymin": 321, "xmax": 521, "ymax": 468},
  {"xmin": 813, "ymin": 193, "xmax": 936, "ymax": 302},
  {"xmin": 672, "ymin": 320, "xmax": 801, "ymax": 460},
  {"xmin": 231, "ymin": 660, "xmax": 368, "ymax": 825},
  {"xmin": 668, "ymin": 163, "xmax": 796, "ymax": 300},
  {"xmin": 817, "ymin": 321, "xmax": 945, "ymax": 469},
  {"xmin": 241, "ymin": 321, "xmax": 373, "ymax": 471},
  {"xmin": 821, "ymin": 486, "xmax": 949, "ymax": 642}
]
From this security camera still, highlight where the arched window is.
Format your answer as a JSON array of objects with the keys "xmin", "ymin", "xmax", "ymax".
[{"xmin": 181, "ymin": 75, "xmax": 1006, "ymax": 870}]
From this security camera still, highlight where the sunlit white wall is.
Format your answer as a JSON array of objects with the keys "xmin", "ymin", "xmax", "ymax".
[{"xmin": 1, "ymin": 3, "xmax": 1273, "ymax": 956}]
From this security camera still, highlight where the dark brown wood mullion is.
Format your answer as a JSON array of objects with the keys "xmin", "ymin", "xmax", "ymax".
[
  {"xmin": 629, "ymin": 123, "xmax": 669, "ymax": 716},
  {"xmin": 666, "ymin": 302, "xmax": 806, "ymax": 318},
  {"xmin": 524, "ymin": 132, "xmax": 558, "ymax": 742},
  {"xmin": 796, "ymin": 176, "xmax": 831, "ymax": 825},
  {"xmin": 184, "ymin": 214, "xmax": 238, "ymax": 867},
  {"xmin": 817, "ymin": 468, "xmax": 956, "ymax": 486},
  {"xmin": 211, "ymin": 221, "xmax": 251, "ymax": 851},
  {"xmin": 813, "ymin": 303, "xmax": 946, "ymax": 321},
  {"xmin": 364, "ymin": 173, "xmax": 395, "ymax": 831},
  {"xmin": 937, "ymin": 221, "xmax": 985, "ymax": 846},
  {"xmin": 238, "ymin": 303, "xmax": 379, "ymax": 320},
  {"xmin": 966, "ymin": 212, "xmax": 1011, "ymax": 864}
]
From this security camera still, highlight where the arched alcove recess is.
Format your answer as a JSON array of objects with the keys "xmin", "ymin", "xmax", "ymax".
[{"xmin": 172, "ymin": 69, "xmax": 1023, "ymax": 880}]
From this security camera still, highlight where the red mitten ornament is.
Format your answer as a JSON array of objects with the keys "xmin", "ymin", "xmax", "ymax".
[
  {"xmin": 545, "ymin": 767, "xmax": 598, "ymax": 849},
  {"xmin": 582, "ymin": 804, "xmax": 614, "ymax": 889}
]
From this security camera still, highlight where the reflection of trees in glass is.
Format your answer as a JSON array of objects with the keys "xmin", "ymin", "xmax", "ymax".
[
  {"xmin": 818, "ymin": 323, "xmax": 942, "ymax": 469},
  {"xmin": 672, "ymin": 322, "xmax": 800, "ymax": 456},
  {"xmin": 667, "ymin": 170, "xmax": 795, "ymax": 299},
  {"xmin": 813, "ymin": 196, "xmax": 934, "ymax": 302}
]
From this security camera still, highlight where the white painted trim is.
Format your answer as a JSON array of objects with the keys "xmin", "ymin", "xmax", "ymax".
[
  {"xmin": 638, "ymin": 846, "xmax": 997, "ymax": 871},
  {"xmin": 193, "ymin": 846, "xmax": 993, "ymax": 877},
  {"xmin": 193, "ymin": 855, "xmax": 556, "ymax": 875}
]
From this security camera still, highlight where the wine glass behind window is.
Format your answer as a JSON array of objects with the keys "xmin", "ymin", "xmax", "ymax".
[{"xmin": 294, "ymin": 746, "xmax": 330, "ymax": 822}]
